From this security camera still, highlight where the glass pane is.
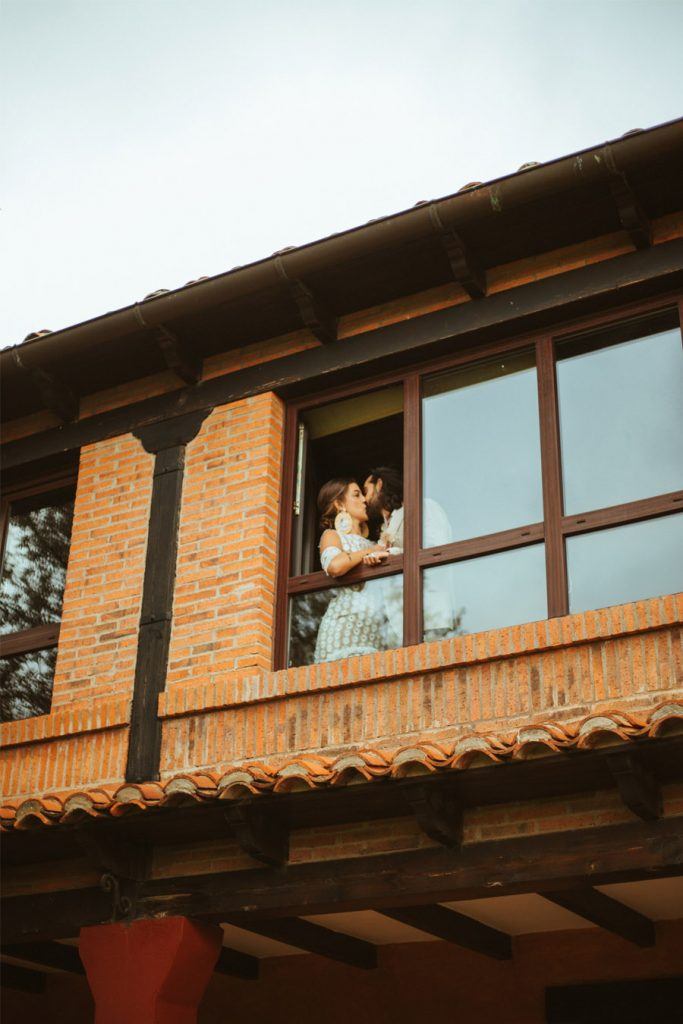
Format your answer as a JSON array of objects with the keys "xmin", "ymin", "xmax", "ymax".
[
  {"xmin": 567, "ymin": 513, "xmax": 683, "ymax": 613},
  {"xmin": 0, "ymin": 488, "xmax": 75, "ymax": 635},
  {"xmin": 557, "ymin": 321, "xmax": 683, "ymax": 513},
  {"xmin": 289, "ymin": 575, "xmax": 403, "ymax": 667},
  {"xmin": 423, "ymin": 544, "xmax": 547, "ymax": 639},
  {"xmin": 0, "ymin": 647, "xmax": 56, "ymax": 722},
  {"xmin": 422, "ymin": 351, "xmax": 543, "ymax": 544}
]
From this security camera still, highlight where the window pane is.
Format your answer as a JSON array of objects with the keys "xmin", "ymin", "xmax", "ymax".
[
  {"xmin": 423, "ymin": 544, "xmax": 547, "ymax": 639},
  {"xmin": 0, "ymin": 488, "xmax": 75, "ymax": 635},
  {"xmin": 422, "ymin": 352, "xmax": 543, "ymax": 544},
  {"xmin": 288, "ymin": 575, "xmax": 403, "ymax": 667},
  {"xmin": 557, "ymin": 320, "xmax": 683, "ymax": 513},
  {"xmin": 0, "ymin": 647, "xmax": 56, "ymax": 722},
  {"xmin": 567, "ymin": 513, "xmax": 683, "ymax": 613}
]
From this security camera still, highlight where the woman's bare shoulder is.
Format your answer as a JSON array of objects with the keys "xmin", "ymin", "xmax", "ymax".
[{"xmin": 319, "ymin": 529, "xmax": 342, "ymax": 549}]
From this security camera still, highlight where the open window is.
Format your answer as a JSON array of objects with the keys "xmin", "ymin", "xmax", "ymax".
[
  {"xmin": 277, "ymin": 300, "xmax": 683, "ymax": 671},
  {"xmin": 284, "ymin": 385, "xmax": 405, "ymax": 668},
  {"xmin": 0, "ymin": 471, "xmax": 77, "ymax": 722}
]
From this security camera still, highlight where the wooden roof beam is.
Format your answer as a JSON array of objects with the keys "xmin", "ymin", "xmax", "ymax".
[
  {"xmin": 275, "ymin": 256, "xmax": 337, "ymax": 344},
  {"xmin": 429, "ymin": 205, "xmax": 486, "ymax": 299},
  {"xmin": 380, "ymin": 904, "xmax": 512, "ymax": 960},
  {"xmin": 10, "ymin": 348, "xmax": 78, "ymax": 423},
  {"xmin": 223, "ymin": 916, "xmax": 377, "ymax": 970},
  {"xmin": 543, "ymin": 886, "xmax": 656, "ymax": 947}
]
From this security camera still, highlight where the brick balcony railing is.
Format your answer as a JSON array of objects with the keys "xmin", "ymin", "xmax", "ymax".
[{"xmin": 1, "ymin": 593, "xmax": 681, "ymax": 818}]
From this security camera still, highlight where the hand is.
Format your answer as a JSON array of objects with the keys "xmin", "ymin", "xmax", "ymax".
[{"xmin": 362, "ymin": 548, "xmax": 388, "ymax": 566}]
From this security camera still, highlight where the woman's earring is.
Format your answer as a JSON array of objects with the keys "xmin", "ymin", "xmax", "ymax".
[{"xmin": 334, "ymin": 510, "xmax": 353, "ymax": 535}]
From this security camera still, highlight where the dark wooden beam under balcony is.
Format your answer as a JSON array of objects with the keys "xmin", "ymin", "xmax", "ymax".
[
  {"xmin": 222, "ymin": 916, "xmax": 377, "ymax": 970},
  {"xmin": 379, "ymin": 904, "xmax": 512, "ymax": 960},
  {"xmin": 543, "ymin": 887, "xmax": 656, "ymax": 947}
]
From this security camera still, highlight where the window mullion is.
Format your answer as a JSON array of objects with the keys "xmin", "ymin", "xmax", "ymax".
[
  {"xmin": 536, "ymin": 336, "xmax": 569, "ymax": 617},
  {"xmin": 403, "ymin": 373, "xmax": 422, "ymax": 646}
]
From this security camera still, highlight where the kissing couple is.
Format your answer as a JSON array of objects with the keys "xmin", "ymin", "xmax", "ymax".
[{"xmin": 313, "ymin": 468, "xmax": 453, "ymax": 664}]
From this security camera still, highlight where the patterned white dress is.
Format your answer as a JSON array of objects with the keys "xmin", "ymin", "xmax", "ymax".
[{"xmin": 314, "ymin": 532, "xmax": 386, "ymax": 663}]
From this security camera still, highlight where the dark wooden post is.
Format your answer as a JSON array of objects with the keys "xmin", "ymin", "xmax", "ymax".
[{"xmin": 126, "ymin": 410, "xmax": 209, "ymax": 782}]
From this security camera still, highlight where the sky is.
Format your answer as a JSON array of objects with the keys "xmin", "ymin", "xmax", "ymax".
[{"xmin": 1, "ymin": 0, "xmax": 682, "ymax": 347}]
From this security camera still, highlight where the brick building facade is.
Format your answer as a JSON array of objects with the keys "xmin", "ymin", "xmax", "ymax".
[{"xmin": 1, "ymin": 119, "xmax": 683, "ymax": 1022}]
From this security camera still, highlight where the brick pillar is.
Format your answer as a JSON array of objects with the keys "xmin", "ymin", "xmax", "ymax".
[{"xmin": 80, "ymin": 917, "xmax": 222, "ymax": 1024}]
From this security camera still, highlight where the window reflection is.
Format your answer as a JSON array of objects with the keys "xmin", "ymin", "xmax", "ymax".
[
  {"xmin": 423, "ymin": 544, "xmax": 547, "ymax": 639},
  {"xmin": 289, "ymin": 575, "xmax": 403, "ymax": 667},
  {"xmin": 0, "ymin": 647, "xmax": 57, "ymax": 722},
  {"xmin": 0, "ymin": 488, "xmax": 75, "ymax": 635},
  {"xmin": 557, "ymin": 318, "xmax": 683, "ymax": 513},
  {"xmin": 567, "ymin": 513, "xmax": 683, "ymax": 613},
  {"xmin": 422, "ymin": 352, "xmax": 543, "ymax": 543}
]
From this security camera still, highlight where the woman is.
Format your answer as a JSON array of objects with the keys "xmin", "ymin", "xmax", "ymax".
[{"xmin": 314, "ymin": 478, "xmax": 388, "ymax": 663}]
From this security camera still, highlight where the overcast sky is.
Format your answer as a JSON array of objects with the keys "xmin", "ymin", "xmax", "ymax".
[{"xmin": 1, "ymin": 0, "xmax": 682, "ymax": 347}]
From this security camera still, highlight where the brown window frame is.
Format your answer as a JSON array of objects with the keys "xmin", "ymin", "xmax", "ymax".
[
  {"xmin": 275, "ymin": 292, "xmax": 683, "ymax": 669},
  {"xmin": 0, "ymin": 468, "xmax": 77, "ymax": 669}
]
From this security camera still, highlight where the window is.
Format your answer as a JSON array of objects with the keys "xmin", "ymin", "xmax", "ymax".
[
  {"xmin": 0, "ymin": 475, "xmax": 76, "ymax": 721},
  {"xmin": 277, "ymin": 303, "xmax": 683, "ymax": 669}
]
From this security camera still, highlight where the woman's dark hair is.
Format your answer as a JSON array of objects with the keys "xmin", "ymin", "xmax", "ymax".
[
  {"xmin": 367, "ymin": 466, "xmax": 403, "ymax": 513},
  {"xmin": 317, "ymin": 478, "xmax": 355, "ymax": 530}
]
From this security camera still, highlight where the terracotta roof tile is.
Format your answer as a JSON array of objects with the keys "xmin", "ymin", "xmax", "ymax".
[{"xmin": 1, "ymin": 700, "xmax": 680, "ymax": 832}]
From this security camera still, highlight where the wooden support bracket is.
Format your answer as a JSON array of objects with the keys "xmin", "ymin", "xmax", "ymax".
[
  {"xmin": 608, "ymin": 175, "xmax": 651, "ymax": 250},
  {"xmin": 607, "ymin": 751, "xmax": 662, "ymax": 821},
  {"xmin": 429, "ymin": 205, "xmax": 486, "ymax": 298},
  {"xmin": 152, "ymin": 325, "xmax": 203, "ymax": 386},
  {"xmin": 275, "ymin": 256, "xmax": 337, "ymax": 344},
  {"xmin": 224, "ymin": 801, "xmax": 289, "ymax": 866},
  {"xmin": 11, "ymin": 349, "xmax": 79, "ymax": 423},
  {"xmin": 401, "ymin": 780, "xmax": 463, "ymax": 848}
]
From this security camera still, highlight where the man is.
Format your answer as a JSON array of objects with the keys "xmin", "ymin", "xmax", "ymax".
[{"xmin": 363, "ymin": 467, "xmax": 457, "ymax": 644}]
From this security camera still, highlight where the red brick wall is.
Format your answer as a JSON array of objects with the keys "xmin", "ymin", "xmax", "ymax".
[
  {"xmin": 165, "ymin": 392, "xmax": 284, "ymax": 688},
  {"xmin": 51, "ymin": 434, "xmax": 153, "ymax": 708}
]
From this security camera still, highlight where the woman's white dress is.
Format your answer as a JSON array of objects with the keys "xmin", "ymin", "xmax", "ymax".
[{"xmin": 314, "ymin": 532, "xmax": 387, "ymax": 663}]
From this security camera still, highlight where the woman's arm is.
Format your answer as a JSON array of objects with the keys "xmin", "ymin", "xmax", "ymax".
[{"xmin": 320, "ymin": 530, "xmax": 387, "ymax": 578}]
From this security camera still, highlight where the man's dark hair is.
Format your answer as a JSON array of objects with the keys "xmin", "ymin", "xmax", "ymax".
[{"xmin": 367, "ymin": 466, "xmax": 403, "ymax": 513}]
